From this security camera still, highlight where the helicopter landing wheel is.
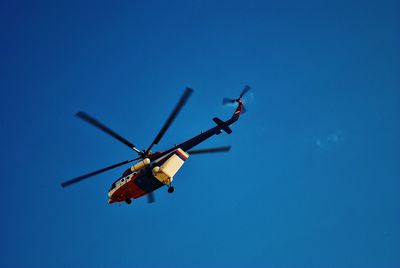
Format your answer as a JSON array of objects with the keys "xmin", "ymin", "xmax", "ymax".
[
  {"xmin": 125, "ymin": 198, "xmax": 132, "ymax": 204},
  {"xmin": 167, "ymin": 186, "xmax": 174, "ymax": 193}
]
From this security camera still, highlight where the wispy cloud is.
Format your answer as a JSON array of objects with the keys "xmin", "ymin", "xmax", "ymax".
[
  {"xmin": 316, "ymin": 131, "xmax": 343, "ymax": 149},
  {"xmin": 316, "ymin": 139, "xmax": 325, "ymax": 149}
]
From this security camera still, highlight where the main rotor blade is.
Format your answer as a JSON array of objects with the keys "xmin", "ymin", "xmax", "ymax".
[
  {"xmin": 145, "ymin": 88, "xmax": 193, "ymax": 154},
  {"xmin": 187, "ymin": 146, "xmax": 231, "ymax": 155},
  {"xmin": 147, "ymin": 192, "xmax": 155, "ymax": 203},
  {"xmin": 76, "ymin": 111, "xmax": 141, "ymax": 154},
  {"xmin": 240, "ymin": 85, "xmax": 251, "ymax": 98},
  {"xmin": 61, "ymin": 157, "xmax": 141, "ymax": 188}
]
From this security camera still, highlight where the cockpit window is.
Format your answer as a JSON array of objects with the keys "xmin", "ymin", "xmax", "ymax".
[{"xmin": 109, "ymin": 174, "xmax": 132, "ymax": 191}]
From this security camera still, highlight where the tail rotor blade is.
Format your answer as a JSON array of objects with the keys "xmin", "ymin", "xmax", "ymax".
[
  {"xmin": 239, "ymin": 85, "xmax": 251, "ymax": 98},
  {"xmin": 223, "ymin": 98, "xmax": 236, "ymax": 105}
]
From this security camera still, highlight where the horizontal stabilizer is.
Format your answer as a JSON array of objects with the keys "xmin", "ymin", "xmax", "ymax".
[{"xmin": 213, "ymin": 117, "xmax": 232, "ymax": 134}]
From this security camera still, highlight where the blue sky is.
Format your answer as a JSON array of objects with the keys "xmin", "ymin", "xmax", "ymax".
[{"xmin": 0, "ymin": 0, "xmax": 399, "ymax": 267}]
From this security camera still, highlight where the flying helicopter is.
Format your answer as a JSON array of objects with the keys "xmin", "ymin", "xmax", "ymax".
[{"xmin": 61, "ymin": 86, "xmax": 251, "ymax": 204}]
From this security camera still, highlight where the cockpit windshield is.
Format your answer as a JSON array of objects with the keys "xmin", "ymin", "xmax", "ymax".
[{"xmin": 109, "ymin": 180, "xmax": 118, "ymax": 191}]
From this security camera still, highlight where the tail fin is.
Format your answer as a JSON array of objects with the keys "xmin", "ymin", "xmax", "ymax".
[
  {"xmin": 213, "ymin": 117, "xmax": 232, "ymax": 134},
  {"xmin": 232, "ymin": 100, "xmax": 244, "ymax": 118}
]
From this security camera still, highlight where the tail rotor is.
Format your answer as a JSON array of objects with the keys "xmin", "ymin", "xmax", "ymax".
[
  {"xmin": 222, "ymin": 85, "xmax": 251, "ymax": 104},
  {"xmin": 222, "ymin": 85, "xmax": 251, "ymax": 114}
]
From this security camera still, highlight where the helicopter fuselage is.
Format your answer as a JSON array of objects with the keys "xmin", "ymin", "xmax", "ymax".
[
  {"xmin": 61, "ymin": 87, "xmax": 249, "ymax": 205},
  {"xmin": 108, "ymin": 149, "xmax": 188, "ymax": 203}
]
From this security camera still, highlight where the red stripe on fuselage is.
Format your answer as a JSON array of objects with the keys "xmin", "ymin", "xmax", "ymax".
[{"xmin": 176, "ymin": 149, "xmax": 188, "ymax": 160}]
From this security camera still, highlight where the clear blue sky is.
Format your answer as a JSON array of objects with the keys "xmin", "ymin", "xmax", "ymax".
[{"xmin": 1, "ymin": 0, "xmax": 399, "ymax": 267}]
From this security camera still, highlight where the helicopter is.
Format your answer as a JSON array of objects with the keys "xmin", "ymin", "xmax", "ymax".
[{"xmin": 61, "ymin": 86, "xmax": 251, "ymax": 204}]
